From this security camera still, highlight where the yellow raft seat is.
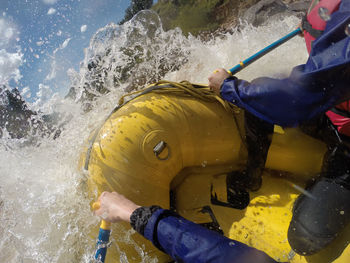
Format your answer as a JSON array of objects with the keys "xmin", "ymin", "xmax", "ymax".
[{"xmin": 82, "ymin": 81, "xmax": 350, "ymax": 263}]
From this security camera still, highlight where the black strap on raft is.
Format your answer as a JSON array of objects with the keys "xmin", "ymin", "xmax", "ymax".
[
  {"xmin": 301, "ymin": 16, "xmax": 324, "ymax": 39},
  {"xmin": 170, "ymin": 190, "xmax": 224, "ymax": 235},
  {"xmin": 199, "ymin": 206, "xmax": 224, "ymax": 235},
  {"xmin": 330, "ymin": 106, "xmax": 350, "ymax": 118},
  {"xmin": 210, "ymin": 183, "xmax": 250, "ymax": 210}
]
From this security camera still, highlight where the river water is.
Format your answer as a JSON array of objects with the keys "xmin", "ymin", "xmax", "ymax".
[{"xmin": 0, "ymin": 11, "xmax": 307, "ymax": 263}]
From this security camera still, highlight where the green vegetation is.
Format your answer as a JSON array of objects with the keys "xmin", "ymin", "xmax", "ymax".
[
  {"xmin": 120, "ymin": 0, "xmax": 154, "ymax": 24},
  {"xmin": 152, "ymin": 0, "xmax": 231, "ymax": 35}
]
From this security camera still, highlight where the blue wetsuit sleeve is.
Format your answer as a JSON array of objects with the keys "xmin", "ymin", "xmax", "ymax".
[
  {"xmin": 220, "ymin": 70, "xmax": 340, "ymax": 127},
  {"xmin": 142, "ymin": 208, "xmax": 277, "ymax": 263},
  {"xmin": 220, "ymin": 2, "xmax": 350, "ymax": 127}
]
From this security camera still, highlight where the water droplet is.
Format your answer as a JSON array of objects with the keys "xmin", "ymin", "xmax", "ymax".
[
  {"xmin": 345, "ymin": 24, "xmax": 350, "ymax": 36},
  {"xmin": 318, "ymin": 7, "xmax": 331, "ymax": 21},
  {"xmin": 288, "ymin": 250, "xmax": 296, "ymax": 260},
  {"xmin": 291, "ymin": 183, "xmax": 316, "ymax": 200},
  {"xmin": 229, "ymin": 241, "xmax": 235, "ymax": 246}
]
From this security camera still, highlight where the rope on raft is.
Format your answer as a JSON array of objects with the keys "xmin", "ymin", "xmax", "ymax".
[
  {"xmin": 116, "ymin": 80, "xmax": 241, "ymax": 115},
  {"xmin": 115, "ymin": 80, "xmax": 247, "ymax": 148},
  {"xmin": 84, "ymin": 80, "xmax": 247, "ymax": 171}
]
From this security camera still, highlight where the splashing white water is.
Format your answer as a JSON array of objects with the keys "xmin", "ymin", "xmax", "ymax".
[{"xmin": 0, "ymin": 10, "xmax": 307, "ymax": 262}]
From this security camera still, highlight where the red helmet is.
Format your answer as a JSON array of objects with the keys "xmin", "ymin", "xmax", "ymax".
[{"xmin": 303, "ymin": 0, "xmax": 341, "ymax": 53}]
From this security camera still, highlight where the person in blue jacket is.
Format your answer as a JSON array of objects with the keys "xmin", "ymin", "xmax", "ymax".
[
  {"xmin": 94, "ymin": 191, "xmax": 278, "ymax": 263},
  {"xmin": 210, "ymin": 0, "xmax": 350, "ymax": 127},
  {"xmin": 208, "ymin": 0, "xmax": 350, "ymax": 256}
]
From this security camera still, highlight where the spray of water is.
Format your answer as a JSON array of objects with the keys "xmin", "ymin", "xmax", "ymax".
[{"xmin": 0, "ymin": 10, "xmax": 307, "ymax": 262}]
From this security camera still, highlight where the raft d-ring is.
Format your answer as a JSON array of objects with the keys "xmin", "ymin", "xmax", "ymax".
[{"xmin": 153, "ymin": 140, "xmax": 170, "ymax": 161}]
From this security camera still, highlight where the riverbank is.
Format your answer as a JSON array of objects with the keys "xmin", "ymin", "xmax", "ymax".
[{"xmin": 152, "ymin": 0, "xmax": 310, "ymax": 36}]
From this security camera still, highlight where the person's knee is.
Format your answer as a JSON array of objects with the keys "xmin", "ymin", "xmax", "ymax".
[
  {"xmin": 288, "ymin": 214, "xmax": 334, "ymax": 255},
  {"xmin": 288, "ymin": 177, "xmax": 350, "ymax": 255}
]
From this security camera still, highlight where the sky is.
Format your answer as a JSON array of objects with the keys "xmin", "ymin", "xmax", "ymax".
[{"xmin": 0, "ymin": 0, "xmax": 130, "ymax": 101}]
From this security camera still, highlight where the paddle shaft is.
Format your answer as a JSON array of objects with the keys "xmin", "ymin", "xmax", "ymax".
[
  {"xmin": 228, "ymin": 28, "xmax": 302, "ymax": 75},
  {"xmin": 95, "ymin": 223, "xmax": 111, "ymax": 262},
  {"xmin": 93, "ymin": 202, "xmax": 111, "ymax": 262}
]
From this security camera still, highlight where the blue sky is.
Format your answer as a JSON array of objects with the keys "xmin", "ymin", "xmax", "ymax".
[{"xmin": 0, "ymin": 0, "xmax": 131, "ymax": 100}]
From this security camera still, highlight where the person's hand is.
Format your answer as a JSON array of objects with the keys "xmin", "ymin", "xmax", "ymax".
[
  {"xmin": 208, "ymin": 68, "xmax": 231, "ymax": 95},
  {"xmin": 93, "ymin": 191, "xmax": 140, "ymax": 223}
]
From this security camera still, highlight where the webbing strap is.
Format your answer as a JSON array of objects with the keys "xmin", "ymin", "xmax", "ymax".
[
  {"xmin": 330, "ymin": 107, "xmax": 350, "ymax": 118},
  {"xmin": 302, "ymin": 16, "xmax": 324, "ymax": 39}
]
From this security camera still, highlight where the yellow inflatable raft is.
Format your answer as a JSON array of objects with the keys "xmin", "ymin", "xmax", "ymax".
[{"xmin": 82, "ymin": 81, "xmax": 350, "ymax": 263}]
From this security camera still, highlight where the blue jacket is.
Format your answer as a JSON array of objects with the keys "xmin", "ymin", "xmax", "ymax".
[
  {"xmin": 221, "ymin": 0, "xmax": 350, "ymax": 127},
  {"xmin": 143, "ymin": 209, "xmax": 277, "ymax": 263}
]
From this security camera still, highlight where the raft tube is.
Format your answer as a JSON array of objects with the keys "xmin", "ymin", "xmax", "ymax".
[{"xmin": 82, "ymin": 81, "xmax": 350, "ymax": 263}]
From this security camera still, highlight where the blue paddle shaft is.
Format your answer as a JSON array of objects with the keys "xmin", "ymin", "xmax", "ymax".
[
  {"xmin": 229, "ymin": 28, "xmax": 302, "ymax": 75},
  {"xmin": 95, "ymin": 228, "xmax": 111, "ymax": 262}
]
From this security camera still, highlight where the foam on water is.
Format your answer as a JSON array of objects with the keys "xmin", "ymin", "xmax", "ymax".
[{"xmin": 0, "ymin": 11, "xmax": 307, "ymax": 262}]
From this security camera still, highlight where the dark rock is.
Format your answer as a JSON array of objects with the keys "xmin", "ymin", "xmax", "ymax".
[
  {"xmin": 0, "ymin": 86, "xmax": 60, "ymax": 140},
  {"xmin": 243, "ymin": 0, "xmax": 311, "ymax": 27},
  {"xmin": 288, "ymin": 1, "xmax": 312, "ymax": 12}
]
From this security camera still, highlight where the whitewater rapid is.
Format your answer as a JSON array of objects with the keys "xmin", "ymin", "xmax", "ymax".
[{"xmin": 0, "ymin": 11, "xmax": 307, "ymax": 263}]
